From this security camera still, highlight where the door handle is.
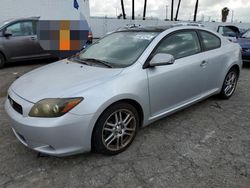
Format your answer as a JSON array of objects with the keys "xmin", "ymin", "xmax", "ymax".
[{"xmin": 200, "ymin": 60, "xmax": 207, "ymax": 67}]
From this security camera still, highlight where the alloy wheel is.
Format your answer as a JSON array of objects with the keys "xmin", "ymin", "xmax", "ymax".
[
  {"xmin": 224, "ymin": 71, "xmax": 237, "ymax": 97},
  {"xmin": 102, "ymin": 109, "xmax": 136, "ymax": 151}
]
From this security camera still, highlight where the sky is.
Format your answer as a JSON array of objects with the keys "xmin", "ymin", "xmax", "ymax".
[{"xmin": 89, "ymin": 0, "xmax": 250, "ymax": 23}]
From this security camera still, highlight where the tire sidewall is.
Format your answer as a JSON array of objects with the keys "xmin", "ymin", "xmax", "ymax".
[{"xmin": 92, "ymin": 102, "xmax": 139, "ymax": 155}]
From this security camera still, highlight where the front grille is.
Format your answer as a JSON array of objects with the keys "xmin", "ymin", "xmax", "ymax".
[{"xmin": 8, "ymin": 95, "xmax": 23, "ymax": 115}]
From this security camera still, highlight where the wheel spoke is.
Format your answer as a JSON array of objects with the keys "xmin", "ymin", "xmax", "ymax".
[
  {"xmin": 105, "ymin": 133, "xmax": 114, "ymax": 143},
  {"xmin": 124, "ymin": 131, "xmax": 133, "ymax": 136},
  {"xmin": 121, "ymin": 135, "xmax": 124, "ymax": 146},
  {"xmin": 116, "ymin": 136, "xmax": 120, "ymax": 149},
  {"xmin": 119, "ymin": 111, "xmax": 122, "ymax": 122},
  {"xmin": 123, "ymin": 114, "xmax": 131, "ymax": 124},
  {"xmin": 115, "ymin": 113, "xmax": 119, "ymax": 124},
  {"xmin": 124, "ymin": 116, "xmax": 134, "ymax": 126},
  {"xmin": 125, "ymin": 127, "xmax": 136, "ymax": 131},
  {"xmin": 106, "ymin": 122, "xmax": 116, "ymax": 127},
  {"xmin": 224, "ymin": 85, "xmax": 231, "ymax": 94},
  {"xmin": 230, "ymin": 74, "xmax": 236, "ymax": 82},
  {"xmin": 106, "ymin": 135, "xmax": 116, "ymax": 146},
  {"xmin": 104, "ymin": 127, "xmax": 114, "ymax": 132}
]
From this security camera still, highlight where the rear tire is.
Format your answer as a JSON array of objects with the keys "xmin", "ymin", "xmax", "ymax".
[
  {"xmin": 219, "ymin": 68, "xmax": 238, "ymax": 99},
  {"xmin": 92, "ymin": 102, "xmax": 139, "ymax": 155},
  {"xmin": 0, "ymin": 53, "xmax": 5, "ymax": 69}
]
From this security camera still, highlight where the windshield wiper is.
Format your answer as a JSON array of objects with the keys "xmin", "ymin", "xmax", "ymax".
[
  {"xmin": 68, "ymin": 56, "xmax": 90, "ymax": 66},
  {"xmin": 81, "ymin": 58, "xmax": 113, "ymax": 68}
]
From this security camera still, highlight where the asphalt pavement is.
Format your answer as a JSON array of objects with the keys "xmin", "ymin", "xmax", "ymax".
[{"xmin": 1, "ymin": 60, "xmax": 250, "ymax": 188}]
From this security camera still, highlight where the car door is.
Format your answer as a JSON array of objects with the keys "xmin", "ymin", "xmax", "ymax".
[
  {"xmin": 146, "ymin": 30, "xmax": 207, "ymax": 118},
  {"xmin": 198, "ymin": 30, "xmax": 225, "ymax": 93},
  {"xmin": 2, "ymin": 20, "xmax": 43, "ymax": 61}
]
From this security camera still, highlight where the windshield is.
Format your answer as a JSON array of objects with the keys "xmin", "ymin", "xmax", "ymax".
[
  {"xmin": 79, "ymin": 31, "xmax": 159, "ymax": 68},
  {"xmin": 242, "ymin": 29, "xmax": 250, "ymax": 38}
]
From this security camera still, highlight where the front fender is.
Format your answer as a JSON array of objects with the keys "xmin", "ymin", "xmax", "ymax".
[{"xmin": 69, "ymin": 66, "xmax": 150, "ymax": 128}]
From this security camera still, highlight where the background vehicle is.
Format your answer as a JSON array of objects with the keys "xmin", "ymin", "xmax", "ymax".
[
  {"xmin": 217, "ymin": 25, "xmax": 241, "ymax": 42},
  {"xmin": 0, "ymin": 17, "xmax": 54, "ymax": 68},
  {"xmin": 237, "ymin": 29, "xmax": 250, "ymax": 63},
  {"xmin": 0, "ymin": 17, "xmax": 93, "ymax": 68},
  {"xmin": 5, "ymin": 25, "xmax": 242, "ymax": 156}
]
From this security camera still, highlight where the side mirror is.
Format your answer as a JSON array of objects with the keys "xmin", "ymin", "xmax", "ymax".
[
  {"xmin": 149, "ymin": 53, "xmax": 175, "ymax": 67},
  {"xmin": 4, "ymin": 30, "xmax": 12, "ymax": 37}
]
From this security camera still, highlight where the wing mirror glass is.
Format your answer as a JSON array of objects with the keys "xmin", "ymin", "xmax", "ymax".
[
  {"xmin": 149, "ymin": 53, "xmax": 175, "ymax": 67},
  {"xmin": 4, "ymin": 30, "xmax": 12, "ymax": 37}
]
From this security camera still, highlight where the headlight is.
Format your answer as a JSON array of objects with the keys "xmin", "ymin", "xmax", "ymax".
[{"xmin": 29, "ymin": 98, "xmax": 83, "ymax": 117}]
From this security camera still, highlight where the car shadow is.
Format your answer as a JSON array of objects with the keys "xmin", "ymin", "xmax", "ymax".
[{"xmin": 243, "ymin": 62, "xmax": 250, "ymax": 69}]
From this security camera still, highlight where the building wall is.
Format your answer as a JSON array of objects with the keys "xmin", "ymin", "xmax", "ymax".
[
  {"xmin": 1, "ymin": 0, "xmax": 250, "ymax": 39},
  {"xmin": 0, "ymin": 0, "xmax": 90, "ymax": 22},
  {"xmin": 89, "ymin": 17, "xmax": 250, "ymax": 38}
]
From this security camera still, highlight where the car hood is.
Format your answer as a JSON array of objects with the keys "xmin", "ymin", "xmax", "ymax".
[
  {"xmin": 237, "ymin": 38, "xmax": 250, "ymax": 48},
  {"xmin": 11, "ymin": 60, "xmax": 123, "ymax": 103}
]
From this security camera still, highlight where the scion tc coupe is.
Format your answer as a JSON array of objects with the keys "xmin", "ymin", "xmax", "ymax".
[{"xmin": 5, "ymin": 25, "xmax": 242, "ymax": 156}]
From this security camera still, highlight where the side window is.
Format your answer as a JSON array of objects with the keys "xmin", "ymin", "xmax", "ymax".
[
  {"xmin": 154, "ymin": 31, "xmax": 201, "ymax": 59},
  {"xmin": 21, "ymin": 21, "xmax": 34, "ymax": 36},
  {"xmin": 200, "ymin": 31, "xmax": 221, "ymax": 51},
  {"xmin": 6, "ymin": 23, "xmax": 22, "ymax": 36},
  {"xmin": 6, "ymin": 21, "xmax": 34, "ymax": 36}
]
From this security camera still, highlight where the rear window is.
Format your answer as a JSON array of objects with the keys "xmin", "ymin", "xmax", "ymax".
[{"xmin": 200, "ymin": 31, "xmax": 221, "ymax": 51}]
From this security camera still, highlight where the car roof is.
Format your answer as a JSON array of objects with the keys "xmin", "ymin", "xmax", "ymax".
[
  {"xmin": 117, "ymin": 25, "xmax": 172, "ymax": 32},
  {"xmin": 117, "ymin": 23, "xmax": 204, "ymax": 33},
  {"xmin": 5, "ymin": 17, "xmax": 40, "ymax": 23}
]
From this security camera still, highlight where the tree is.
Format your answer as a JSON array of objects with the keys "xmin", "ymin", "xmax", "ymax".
[
  {"xmin": 175, "ymin": 0, "xmax": 181, "ymax": 21},
  {"xmin": 221, "ymin": 7, "xmax": 230, "ymax": 22},
  {"xmin": 143, "ymin": 0, "xmax": 147, "ymax": 20},
  {"xmin": 121, "ymin": 0, "xmax": 126, "ymax": 19},
  {"xmin": 193, "ymin": 0, "xmax": 199, "ymax": 21}
]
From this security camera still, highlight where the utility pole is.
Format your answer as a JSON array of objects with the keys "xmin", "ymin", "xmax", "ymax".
[
  {"xmin": 193, "ymin": 0, "xmax": 199, "ymax": 21},
  {"xmin": 171, "ymin": 0, "xmax": 174, "ymax": 21},
  {"xmin": 143, "ymin": 0, "xmax": 147, "ymax": 20},
  {"xmin": 175, "ymin": 0, "xmax": 181, "ymax": 21},
  {"xmin": 121, "ymin": 0, "xmax": 126, "ymax": 19},
  {"xmin": 132, "ymin": 0, "xmax": 135, "ymax": 20}
]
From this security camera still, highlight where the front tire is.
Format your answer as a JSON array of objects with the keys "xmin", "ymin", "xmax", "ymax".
[
  {"xmin": 92, "ymin": 102, "xmax": 139, "ymax": 155},
  {"xmin": 219, "ymin": 68, "xmax": 238, "ymax": 99},
  {"xmin": 0, "ymin": 53, "xmax": 5, "ymax": 69}
]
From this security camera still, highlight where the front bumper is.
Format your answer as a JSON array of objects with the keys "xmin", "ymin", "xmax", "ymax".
[{"xmin": 5, "ymin": 90, "xmax": 94, "ymax": 157}]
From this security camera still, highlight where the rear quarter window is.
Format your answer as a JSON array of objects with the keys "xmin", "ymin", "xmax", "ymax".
[{"xmin": 199, "ymin": 31, "xmax": 221, "ymax": 51}]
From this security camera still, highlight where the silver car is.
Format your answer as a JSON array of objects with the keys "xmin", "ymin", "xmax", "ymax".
[{"xmin": 5, "ymin": 25, "xmax": 242, "ymax": 156}]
